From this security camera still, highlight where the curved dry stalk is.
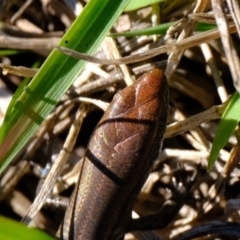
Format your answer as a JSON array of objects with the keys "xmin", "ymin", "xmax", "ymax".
[
  {"xmin": 22, "ymin": 105, "xmax": 88, "ymax": 224},
  {"xmin": 0, "ymin": 35, "xmax": 59, "ymax": 50},
  {"xmin": 188, "ymin": 12, "xmax": 233, "ymax": 23},
  {"xmin": 212, "ymin": 0, "xmax": 240, "ymax": 92},
  {"xmin": 0, "ymin": 63, "xmax": 38, "ymax": 77},
  {"xmin": 200, "ymin": 43, "xmax": 228, "ymax": 102},
  {"xmin": 165, "ymin": 104, "xmax": 224, "ymax": 138},
  {"xmin": 56, "ymin": 24, "xmax": 237, "ymax": 65}
]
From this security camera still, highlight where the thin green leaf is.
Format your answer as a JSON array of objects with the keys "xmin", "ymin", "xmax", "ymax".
[
  {"xmin": 124, "ymin": 0, "xmax": 165, "ymax": 12},
  {"xmin": 208, "ymin": 92, "xmax": 240, "ymax": 170},
  {"xmin": 109, "ymin": 22, "xmax": 216, "ymax": 37},
  {"xmin": 0, "ymin": 0, "xmax": 131, "ymax": 174},
  {"xmin": 1, "ymin": 61, "xmax": 42, "ymax": 139},
  {"xmin": 0, "ymin": 60, "xmax": 41, "ymax": 131},
  {"xmin": 196, "ymin": 23, "xmax": 217, "ymax": 31},
  {"xmin": 0, "ymin": 216, "xmax": 54, "ymax": 240},
  {"xmin": 110, "ymin": 22, "xmax": 173, "ymax": 37},
  {"xmin": 0, "ymin": 50, "xmax": 21, "ymax": 55}
]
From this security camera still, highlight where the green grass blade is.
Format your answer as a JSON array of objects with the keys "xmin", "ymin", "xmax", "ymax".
[
  {"xmin": 0, "ymin": 50, "xmax": 21, "ymax": 55},
  {"xmin": 109, "ymin": 22, "xmax": 216, "ymax": 37},
  {"xmin": 0, "ymin": 0, "xmax": 130, "ymax": 174},
  {"xmin": 208, "ymin": 92, "xmax": 240, "ymax": 170},
  {"xmin": 124, "ymin": 0, "xmax": 165, "ymax": 12},
  {"xmin": 0, "ymin": 216, "xmax": 54, "ymax": 240},
  {"xmin": 110, "ymin": 21, "xmax": 174, "ymax": 37},
  {"xmin": 0, "ymin": 62, "xmax": 41, "ymax": 137}
]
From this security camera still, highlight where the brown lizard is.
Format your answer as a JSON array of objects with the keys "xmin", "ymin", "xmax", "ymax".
[{"xmin": 60, "ymin": 68, "xmax": 169, "ymax": 240}]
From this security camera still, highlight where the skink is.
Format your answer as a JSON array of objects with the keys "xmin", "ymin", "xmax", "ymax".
[{"xmin": 61, "ymin": 69, "xmax": 169, "ymax": 240}]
